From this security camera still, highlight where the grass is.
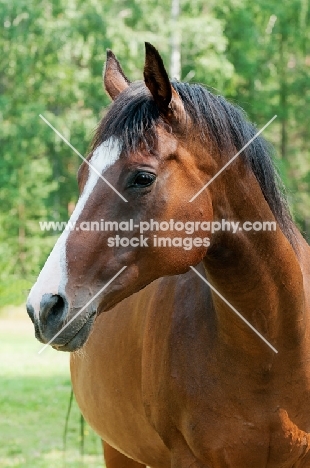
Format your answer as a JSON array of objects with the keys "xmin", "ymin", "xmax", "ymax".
[{"xmin": 0, "ymin": 306, "xmax": 104, "ymax": 468}]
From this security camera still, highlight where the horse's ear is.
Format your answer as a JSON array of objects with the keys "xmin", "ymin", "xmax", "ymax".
[
  {"xmin": 103, "ymin": 50, "xmax": 130, "ymax": 100},
  {"xmin": 144, "ymin": 42, "xmax": 185, "ymax": 121}
]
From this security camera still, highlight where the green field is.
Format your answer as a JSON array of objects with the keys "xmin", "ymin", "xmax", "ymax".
[{"xmin": 0, "ymin": 307, "xmax": 104, "ymax": 468}]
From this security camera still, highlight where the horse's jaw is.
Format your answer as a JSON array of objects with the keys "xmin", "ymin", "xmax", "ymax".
[{"xmin": 51, "ymin": 312, "xmax": 96, "ymax": 352}]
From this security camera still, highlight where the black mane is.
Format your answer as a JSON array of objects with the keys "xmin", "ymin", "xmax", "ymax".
[{"xmin": 93, "ymin": 81, "xmax": 295, "ymax": 246}]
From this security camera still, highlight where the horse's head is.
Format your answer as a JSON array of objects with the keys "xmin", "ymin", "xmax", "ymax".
[{"xmin": 26, "ymin": 43, "xmax": 215, "ymax": 351}]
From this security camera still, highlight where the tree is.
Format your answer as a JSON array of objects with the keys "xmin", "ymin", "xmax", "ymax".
[{"xmin": 216, "ymin": 0, "xmax": 310, "ymax": 238}]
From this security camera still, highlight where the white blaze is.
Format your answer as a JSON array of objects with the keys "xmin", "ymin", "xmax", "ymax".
[{"xmin": 27, "ymin": 137, "xmax": 121, "ymax": 318}]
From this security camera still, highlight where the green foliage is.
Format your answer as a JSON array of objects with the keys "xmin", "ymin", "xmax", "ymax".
[
  {"xmin": 216, "ymin": 0, "xmax": 310, "ymax": 234},
  {"xmin": 1, "ymin": 0, "xmax": 309, "ymax": 305}
]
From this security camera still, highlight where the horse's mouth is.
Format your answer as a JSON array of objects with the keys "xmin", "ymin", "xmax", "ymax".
[
  {"xmin": 45, "ymin": 285, "xmax": 133, "ymax": 352},
  {"xmin": 51, "ymin": 312, "xmax": 96, "ymax": 352}
]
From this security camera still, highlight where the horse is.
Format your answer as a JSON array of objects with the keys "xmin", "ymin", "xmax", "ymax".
[{"xmin": 26, "ymin": 43, "xmax": 310, "ymax": 467}]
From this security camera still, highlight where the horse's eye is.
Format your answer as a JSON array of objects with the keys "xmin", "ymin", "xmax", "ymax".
[{"xmin": 130, "ymin": 172, "xmax": 156, "ymax": 188}]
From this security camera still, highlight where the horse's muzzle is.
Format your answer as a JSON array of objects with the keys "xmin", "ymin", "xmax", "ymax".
[{"xmin": 26, "ymin": 293, "xmax": 95, "ymax": 352}]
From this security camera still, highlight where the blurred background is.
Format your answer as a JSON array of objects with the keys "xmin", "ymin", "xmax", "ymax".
[{"xmin": 0, "ymin": 0, "xmax": 309, "ymax": 466}]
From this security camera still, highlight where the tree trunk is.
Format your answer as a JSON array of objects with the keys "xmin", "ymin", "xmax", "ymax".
[{"xmin": 170, "ymin": 0, "xmax": 181, "ymax": 80}]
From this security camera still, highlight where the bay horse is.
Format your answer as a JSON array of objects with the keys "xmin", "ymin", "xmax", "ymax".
[{"xmin": 27, "ymin": 43, "xmax": 310, "ymax": 467}]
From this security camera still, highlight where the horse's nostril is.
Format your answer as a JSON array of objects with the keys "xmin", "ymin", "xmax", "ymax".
[
  {"xmin": 40, "ymin": 293, "xmax": 66, "ymax": 326},
  {"xmin": 26, "ymin": 302, "xmax": 35, "ymax": 324}
]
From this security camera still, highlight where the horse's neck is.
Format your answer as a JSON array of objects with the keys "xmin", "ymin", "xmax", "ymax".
[{"xmin": 203, "ymin": 170, "xmax": 309, "ymax": 359}]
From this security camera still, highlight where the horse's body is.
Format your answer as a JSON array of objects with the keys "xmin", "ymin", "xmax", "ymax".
[
  {"xmin": 72, "ymin": 238, "xmax": 310, "ymax": 468},
  {"xmin": 27, "ymin": 44, "xmax": 310, "ymax": 467}
]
